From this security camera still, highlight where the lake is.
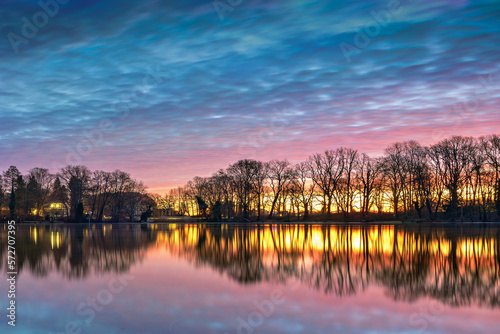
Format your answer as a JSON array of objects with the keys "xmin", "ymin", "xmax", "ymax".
[{"xmin": 1, "ymin": 223, "xmax": 499, "ymax": 334}]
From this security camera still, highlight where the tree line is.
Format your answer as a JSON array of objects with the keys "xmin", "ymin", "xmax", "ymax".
[
  {"xmin": 2, "ymin": 134, "xmax": 499, "ymax": 222},
  {"xmin": 0, "ymin": 165, "xmax": 150, "ymax": 222},
  {"xmin": 153, "ymin": 134, "xmax": 500, "ymax": 221}
]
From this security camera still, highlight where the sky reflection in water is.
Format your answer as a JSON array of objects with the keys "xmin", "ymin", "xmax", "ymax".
[{"xmin": 1, "ymin": 223, "xmax": 500, "ymax": 334}]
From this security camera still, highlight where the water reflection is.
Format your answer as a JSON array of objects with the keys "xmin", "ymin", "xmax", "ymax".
[
  {"xmin": 2, "ymin": 223, "xmax": 499, "ymax": 308},
  {"xmin": 0, "ymin": 224, "xmax": 151, "ymax": 278}
]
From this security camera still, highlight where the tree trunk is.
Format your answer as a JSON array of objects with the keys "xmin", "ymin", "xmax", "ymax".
[{"xmin": 267, "ymin": 193, "xmax": 280, "ymax": 219}]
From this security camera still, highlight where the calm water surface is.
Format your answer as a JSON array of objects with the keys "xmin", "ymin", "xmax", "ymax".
[{"xmin": 1, "ymin": 223, "xmax": 500, "ymax": 334}]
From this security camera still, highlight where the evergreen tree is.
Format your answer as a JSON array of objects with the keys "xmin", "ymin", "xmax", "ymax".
[
  {"xmin": 9, "ymin": 189, "xmax": 15, "ymax": 219},
  {"xmin": 26, "ymin": 174, "xmax": 39, "ymax": 215},
  {"xmin": 76, "ymin": 202, "xmax": 84, "ymax": 223},
  {"xmin": 3, "ymin": 166, "xmax": 20, "ymax": 218},
  {"xmin": 0, "ymin": 175, "xmax": 4, "ymax": 210},
  {"xmin": 14, "ymin": 175, "xmax": 26, "ymax": 215}
]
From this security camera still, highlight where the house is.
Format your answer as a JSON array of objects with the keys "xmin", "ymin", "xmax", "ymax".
[
  {"xmin": 153, "ymin": 207, "xmax": 178, "ymax": 217},
  {"xmin": 46, "ymin": 201, "xmax": 67, "ymax": 218}
]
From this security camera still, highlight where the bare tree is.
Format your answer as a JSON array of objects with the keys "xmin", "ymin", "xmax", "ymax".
[
  {"xmin": 381, "ymin": 143, "xmax": 406, "ymax": 218},
  {"xmin": 292, "ymin": 161, "xmax": 316, "ymax": 220},
  {"xmin": 308, "ymin": 150, "xmax": 344, "ymax": 215},
  {"xmin": 334, "ymin": 148, "xmax": 358, "ymax": 221},
  {"xmin": 88, "ymin": 170, "xmax": 113, "ymax": 222},
  {"xmin": 266, "ymin": 160, "xmax": 293, "ymax": 219},
  {"xmin": 109, "ymin": 170, "xmax": 132, "ymax": 222},
  {"xmin": 356, "ymin": 154, "xmax": 381, "ymax": 217},
  {"xmin": 227, "ymin": 160, "xmax": 262, "ymax": 219},
  {"xmin": 431, "ymin": 136, "xmax": 475, "ymax": 220},
  {"xmin": 123, "ymin": 180, "xmax": 148, "ymax": 221},
  {"xmin": 402, "ymin": 142, "xmax": 431, "ymax": 219},
  {"xmin": 482, "ymin": 135, "xmax": 500, "ymax": 217},
  {"xmin": 59, "ymin": 165, "xmax": 91, "ymax": 221}
]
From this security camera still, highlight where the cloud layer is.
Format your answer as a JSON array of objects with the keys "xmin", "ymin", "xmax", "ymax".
[{"xmin": 1, "ymin": 0, "xmax": 499, "ymax": 192}]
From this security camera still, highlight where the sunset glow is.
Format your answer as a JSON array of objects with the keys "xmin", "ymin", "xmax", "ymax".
[
  {"xmin": 2, "ymin": 1, "xmax": 500, "ymax": 333},
  {"xmin": 1, "ymin": 0, "xmax": 499, "ymax": 192}
]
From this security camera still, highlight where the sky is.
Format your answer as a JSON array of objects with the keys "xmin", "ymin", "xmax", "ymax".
[{"xmin": 0, "ymin": 0, "xmax": 499, "ymax": 193}]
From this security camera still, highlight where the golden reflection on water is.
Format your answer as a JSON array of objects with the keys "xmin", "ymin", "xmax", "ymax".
[
  {"xmin": 14, "ymin": 223, "xmax": 500, "ymax": 272},
  {"xmin": 152, "ymin": 223, "xmax": 500, "ymax": 306},
  {"xmin": 50, "ymin": 231, "xmax": 61, "ymax": 249},
  {"xmin": 154, "ymin": 224, "xmax": 498, "ymax": 269},
  {"xmin": 3, "ymin": 223, "xmax": 500, "ymax": 307}
]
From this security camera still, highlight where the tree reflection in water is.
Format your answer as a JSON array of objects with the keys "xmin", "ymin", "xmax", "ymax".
[{"xmin": 1, "ymin": 223, "xmax": 499, "ymax": 307}]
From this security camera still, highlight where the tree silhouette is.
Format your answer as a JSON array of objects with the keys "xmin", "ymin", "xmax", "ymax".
[{"xmin": 3, "ymin": 134, "xmax": 500, "ymax": 222}]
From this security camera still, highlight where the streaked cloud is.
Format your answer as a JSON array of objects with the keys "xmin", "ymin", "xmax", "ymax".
[{"xmin": 0, "ymin": 0, "xmax": 499, "ymax": 191}]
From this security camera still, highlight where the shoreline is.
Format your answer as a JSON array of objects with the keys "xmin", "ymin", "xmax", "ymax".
[{"xmin": 5, "ymin": 220, "xmax": 500, "ymax": 226}]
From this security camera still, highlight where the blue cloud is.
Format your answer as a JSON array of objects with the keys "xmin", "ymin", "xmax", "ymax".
[{"xmin": 0, "ymin": 0, "xmax": 499, "ymax": 190}]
